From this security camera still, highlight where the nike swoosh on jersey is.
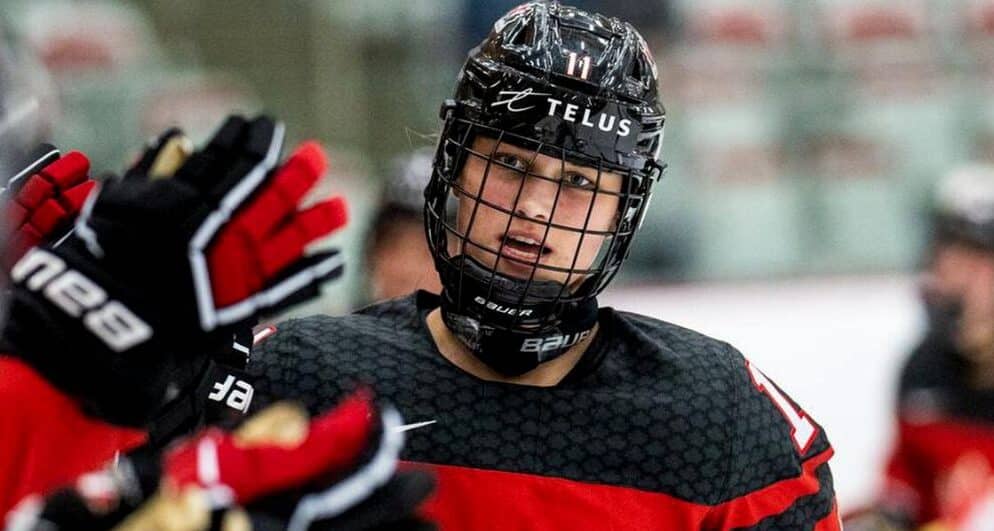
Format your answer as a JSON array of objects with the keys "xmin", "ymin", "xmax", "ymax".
[{"xmin": 392, "ymin": 420, "xmax": 437, "ymax": 433}]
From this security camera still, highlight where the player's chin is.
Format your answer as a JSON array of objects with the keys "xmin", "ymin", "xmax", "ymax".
[{"xmin": 494, "ymin": 255, "xmax": 570, "ymax": 285}]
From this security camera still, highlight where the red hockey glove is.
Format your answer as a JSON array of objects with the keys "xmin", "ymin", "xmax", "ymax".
[
  {"xmin": 164, "ymin": 392, "xmax": 381, "ymax": 506},
  {"xmin": 2, "ymin": 145, "xmax": 96, "ymax": 270},
  {"xmin": 161, "ymin": 392, "xmax": 434, "ymax": 531},
  {"xmin": 5, "ymin": 392, "xmax": 436, "ymax": 531}
]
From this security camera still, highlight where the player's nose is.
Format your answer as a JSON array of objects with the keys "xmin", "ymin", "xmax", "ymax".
[{"xmin": 513, "ymin": 165, "xmax": 560, "ymax": 222}]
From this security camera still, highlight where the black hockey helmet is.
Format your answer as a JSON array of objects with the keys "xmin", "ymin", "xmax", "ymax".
[{"xmin": 424, "ymin": 1, "xmax": 665, "ymax": 374}]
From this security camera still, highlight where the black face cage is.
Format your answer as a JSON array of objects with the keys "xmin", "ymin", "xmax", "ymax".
[{"xmin": 425, "ymin": 116, "xmax": 662, "ymax": 330}]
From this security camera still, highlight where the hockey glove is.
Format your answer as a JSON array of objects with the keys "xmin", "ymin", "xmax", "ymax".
[
  {"xmin": 1, "ymin": 145, "xmax": 96, "ymax": 271},
  {"xmin": 5, "ymin": 392, "xmax": 436, "ymax": 531},
  {"xmin": 0, "ymin": 133, "xmax": 259, "ymax": 448},
  {"xmin": 161, "ymin": 392, "xmax": 435, "ymax": 531},
  {"xmin": 2, "ymin": 115, "xmax": 347, "ymax": 427}
]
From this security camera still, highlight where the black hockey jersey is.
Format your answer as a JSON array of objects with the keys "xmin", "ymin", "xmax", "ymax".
[{"xmin": 249, "ymin": 292, "xmax": 840, "ymax": 530}]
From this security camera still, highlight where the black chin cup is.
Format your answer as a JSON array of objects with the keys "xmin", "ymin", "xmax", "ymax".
[{"xmin": 438, "ymin": 255, "xmax": 598, "ymax": 376}]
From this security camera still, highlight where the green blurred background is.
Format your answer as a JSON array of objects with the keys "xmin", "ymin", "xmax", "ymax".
[{"xmin": 3, "ymin": 0, "xmax": 994, "ymax": 311}]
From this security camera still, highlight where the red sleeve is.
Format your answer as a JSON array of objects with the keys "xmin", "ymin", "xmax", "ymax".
[
  {"xmin": 878, "ymin": 417, "xmax": 994, "ymax": 525},
  {"xmin": 878, "ymin": 420, "xmax": 928, "ymax": 522},
  {"xmin": 0, "ymin": 356, "xmax": 146, "ymax": 515},
  {"xmin": 702, "ymin": 446, "xmax": 840, "ymax": 530}
]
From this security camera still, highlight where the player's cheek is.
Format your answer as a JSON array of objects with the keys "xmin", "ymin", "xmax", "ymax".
[{"xmin": 577, "ymin": 236, "xmax": 606, "ymax": 271}]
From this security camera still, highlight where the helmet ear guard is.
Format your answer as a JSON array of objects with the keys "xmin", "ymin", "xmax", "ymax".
[{"xmin": 423, "ymin": 2, "xmax": 666, "ymax": 375}]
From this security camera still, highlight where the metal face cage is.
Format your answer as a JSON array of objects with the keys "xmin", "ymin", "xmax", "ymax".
[{"xmin": 425, "ymin": 116, "xmax": 660, "ymax": 332}]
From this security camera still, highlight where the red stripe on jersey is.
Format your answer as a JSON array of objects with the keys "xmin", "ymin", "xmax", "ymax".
[
  {"xmin": 815, "ymin": 501, "xmax": 843, "ymax": 531},
  {"xmin": 702, "ymin": 446, "xmax": 836, "ymax": 529},
  {"xmin": 408, "ymin": 461, "xmax": 712, "ymax": 530}
]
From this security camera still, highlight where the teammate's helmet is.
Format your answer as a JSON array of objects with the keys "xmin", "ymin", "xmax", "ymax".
[
  {"xmin": 932, "ymin": 164, "xmax": 994, "ymax": 251},
  {"xmin": 424, "ymin": 1, "xmax": 665, "ymax": 372},
  {"xmin": 382, "ymin": 148, "xmax": 436, "ymax": 216}
]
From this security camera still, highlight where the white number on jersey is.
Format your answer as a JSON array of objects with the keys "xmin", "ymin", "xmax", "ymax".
[{"xmin": 746, "ymin": 360, "xmax": 817, "ymax": 453}]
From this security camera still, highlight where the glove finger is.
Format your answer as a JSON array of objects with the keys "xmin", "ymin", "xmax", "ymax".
[
  {"xmin": 207, "ymin": 227, "xmax": 263, "ymax": 308},
  {"xmin": 172, "ymin": 115, "xmax": 248, "ymax": 190},
  {"xmin": 257, "ymin": 198, "xmax": 348, "ymax": 278},
  {"xmin": 42, "ymin": 151, "xmax": 91, "ymax": 189},
  {"xmin": 62, "ymin": 179, "xmax": 98, "ymax": 213},
  {"xmin": 208, "ymin": 237, "xmax": 343, "ymax": 323},
  {"xmin": 27, "ymin": 197, "xmax": 73, "ymax": 239},
  {"xmin": 206, "ymin": 143, "xmax": 336, "ymax": 307},
  {"xmin": 14, "ymin": 173, "xmax": 58, "ymax": 213},
  {"xmin": 207, "ymin": 116, "xmax": 284, "ymax": 202},
  {"xmin": 30, "ymin": 179, "xmax": 98, "ymax": 239},
  {"xmin": 2, "ymin": 143, "xmax": 60, "ymax": 195},
  {"xmin": 6, "ymin": 199, "xmax": 28, "ymax": 228},
  {"xmin": 123, "ymin": 127, "xmax": 185, "ymax": 180},
  {"xmin": 14, "ymin": 152, "xmax": 90, "ymax": 210},
  {"xmin": 175, "ymin": 116, "xmax": 283, "ymax": 203},
  {"xmin": 251, "ymin": 250, "xmax": 345, "ymax": 319},
  {"xmin": 230, "ymin": 141, "xmax": 328, "ymax": 242},
  {"xmin": 149, "ymin": 133, "xmax": 194, "ymax": 180}
]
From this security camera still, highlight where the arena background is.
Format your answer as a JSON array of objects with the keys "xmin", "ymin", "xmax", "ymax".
[{"xmin": 3, "ymin": 0, "xmax": 991, "ymax": 512}]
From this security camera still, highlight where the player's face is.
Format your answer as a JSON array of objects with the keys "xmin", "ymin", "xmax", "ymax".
[
  {"xmin": 924, "ymin": 241, "xmax": 994, "ymax": 359},
  {"xmin": 454, "ymin": 136, "xmax": 622, "ymax": 287}
]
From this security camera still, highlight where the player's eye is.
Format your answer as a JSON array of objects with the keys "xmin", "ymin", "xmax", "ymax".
[
  {"xmin": 563, "ymin": 171, "xmax": 596, "ymax": 190},
  {"xmin": 494, "ymin": 152, "xmax": 528, "ymax": 174}
]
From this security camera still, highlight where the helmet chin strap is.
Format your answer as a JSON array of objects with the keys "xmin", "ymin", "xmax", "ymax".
[{"xmin": 437, "ymin": 256, "xmax": 599, "ymax": 376}]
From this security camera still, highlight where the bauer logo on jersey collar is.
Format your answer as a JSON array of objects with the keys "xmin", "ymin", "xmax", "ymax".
[{"xmin": 491, "ymin": 89, "xmax": 632, "ymax": 137}]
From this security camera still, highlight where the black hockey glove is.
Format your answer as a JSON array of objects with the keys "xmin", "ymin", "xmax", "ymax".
[
  {"xmin": 0, "ymin": 134, "xmax": 261, "ymax": 447},
  {"xmin": 1, "ymin": 115, "xmax": 347, "ymax": 427}
]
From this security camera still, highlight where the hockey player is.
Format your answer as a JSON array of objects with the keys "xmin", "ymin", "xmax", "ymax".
[
  {"xmin": 853, "ymin": 165, "xmax": 994, "ymax": 529},
  {"xmin": 248, "ymin": 3, "xmax": 841, "ymax": 529},
  {"xmin": 366, "ymin": 149, "xmax": 442, "ymax": 302}
]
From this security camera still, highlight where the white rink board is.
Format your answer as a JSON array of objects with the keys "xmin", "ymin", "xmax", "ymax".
[{"xmin": 600, "ymin": 274, "xmax": 923, "ymax": 512}]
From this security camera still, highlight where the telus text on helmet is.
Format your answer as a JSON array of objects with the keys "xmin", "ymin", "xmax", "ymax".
[{"xmin": 491, "ymin": 90, "xmax": 632, "ymax": 137}]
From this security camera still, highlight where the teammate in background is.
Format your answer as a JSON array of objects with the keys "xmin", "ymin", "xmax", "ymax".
[
  {"xmin": 852, "ymin": 165, "xmax": 994, "ymax": 530},
  {"xmin": 249, "ymin": 3, "xmax": 840, "ymax": 529},
  {"xmin": 365, "ymin": 149, "xmax": 442, "ymax": 302}
]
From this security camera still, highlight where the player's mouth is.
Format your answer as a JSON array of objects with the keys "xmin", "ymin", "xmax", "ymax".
[{"xmin": 497, "ymin": 232, "xmax": 553, "ymax": 264}]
